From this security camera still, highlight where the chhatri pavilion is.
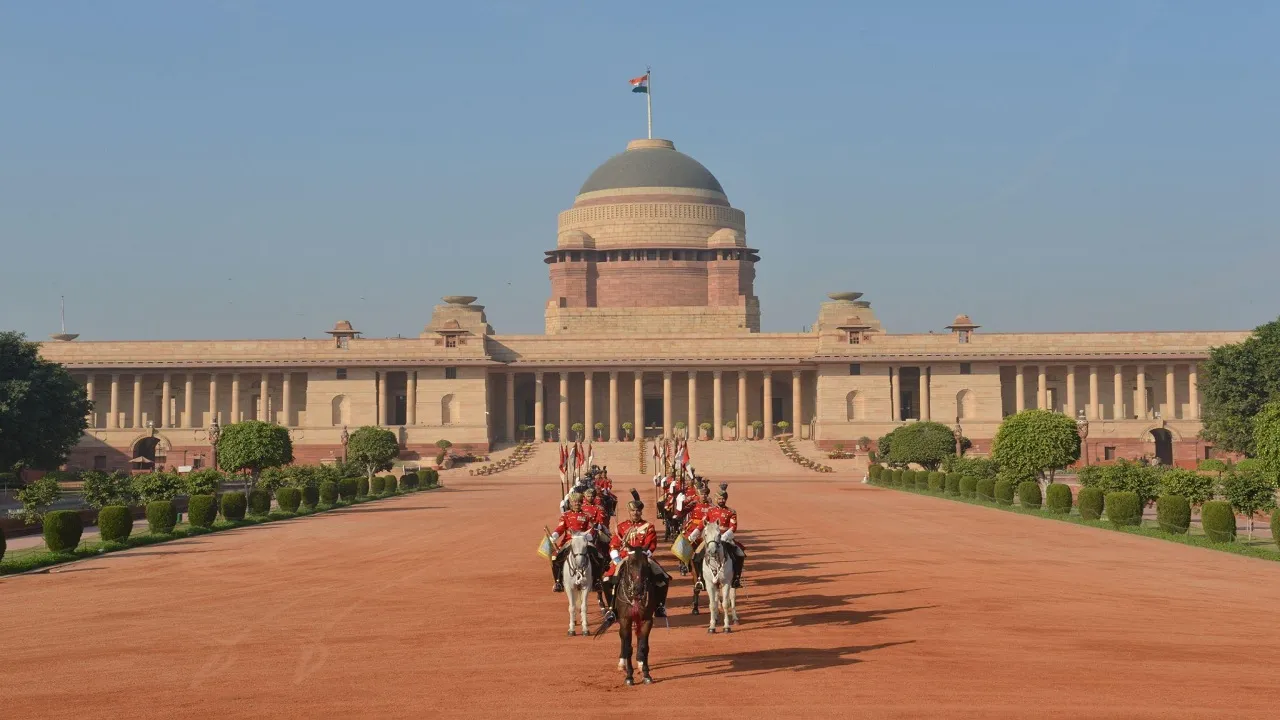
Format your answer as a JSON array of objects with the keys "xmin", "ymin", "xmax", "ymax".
[{"xmin": 38, "ymin": 138, "xmax": 1246, "ymax": 471}]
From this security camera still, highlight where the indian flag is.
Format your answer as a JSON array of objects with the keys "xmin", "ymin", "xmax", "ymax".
[{"xmin": 629, "ymin": 74, "xmax": 649, "ymax": 93}]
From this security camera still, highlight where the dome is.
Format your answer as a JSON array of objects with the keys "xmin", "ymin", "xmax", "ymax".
[{"xmin": 577, "ymin": 139, "xmax": 724, "ymax": 196}]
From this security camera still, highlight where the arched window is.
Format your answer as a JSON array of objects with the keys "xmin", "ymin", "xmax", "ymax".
[
  {"xmin": 845, "ymin": 391, "xmax": 859, "ymax": 421},
  {"xmin": 331, "ymin": 395, "xmax": 349, "ymax": 426},
  {"xmin": 956, "ymin": 389, "xmax": 974, "ymax": 420},
  {"xmin": 441, "ymin": 394, "xmax": 458, "ymax": 425}
]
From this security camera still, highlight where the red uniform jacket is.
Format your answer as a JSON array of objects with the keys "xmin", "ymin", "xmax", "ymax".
[
  {"xmin": 581, "ymin": 500, "xmax": 606, "ymax": 528},
  {"xmin": 553, "ymin": 509, "xmax": 595, "ymax": 549},
  {"xmin": 611, "ymin": 519, "xmax": 657, "ymax": 556},
  {"xmin": 705, "ymin": 505, "xmax": 738, "ymax": 533},
  {"xmin": 684, "ymin": 501, "xmax": 711, "ymax": 541},
  {"xmin": 595, "ymin": 476, "xmax": 613, "ymax": 493}
]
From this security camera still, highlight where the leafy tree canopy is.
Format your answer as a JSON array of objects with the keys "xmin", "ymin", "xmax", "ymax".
[
  {"xmin": 0, "ymin": 332, "xmax": 90, "ymax": 473},
  {"xmin": 216, "ymin": 421, "xmax": 294, "ymax": 482},
  {"xmin": 130, "ymin": 471, "xmax": 184, "ymax": 504},
  {"xmin": 881, "ymin": 421, "xmax": 959, "ymax": 470},
  {"xmin": 1220, "ymin": 468, "xmax": 1278, "ymax": 536},
  {"xmin": 12, "ymin": 475, "xmax": 62, "ymax": 524},
  {"xmin": 81, "ymin": 470, "xmax": 138, "ymax": 509},
  {"xmin": 1200, "ymin": 318, "xmax": 1280, "ymax": 455},
  {"xmin": 183, "ymin": 468, "xmax": 225, "ymax": 496},
  {"xmin": 990, "ymin": 409, "xmax": 1081, "ymax": 482},
  {"xmin": 347, "ymin": 426, "xmax": 400, "ymax": 480},
  {"xmin": 1251, "ymin": 400, "xmax": 1280, "ymax": 472},
  {"xmin": 1158, "ymin": 468, "xmax": 1217, "ymax": 507}
]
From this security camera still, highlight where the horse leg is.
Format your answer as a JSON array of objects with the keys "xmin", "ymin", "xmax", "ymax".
[
  {"xmin": 579, "ymin": 583, "xmax": 590, "ymax": 636},
  {"xmin": 620, "ymin": 619, "xmax": 634, "ymax": 685},
  {"xmin": 565, "ymin": 580, "xmax": 575, "ymax": 636},
  {"xmin": 690, "ymin": 584, "xmax": 700, "ymax": 615},
  {"xmin": 706, "ymin": 580, "xmax": 718, "ymax": 633},
  {"xmin": 638, "ymin": 620, "xmax": 653, "ymax": 684},
  {"xmin": 721, "ymin": 585, "xmax": 732, "ymax": 633},
  {"xmin": 728, "ymin": 586, "xmax": 739, "ymax": 625}
]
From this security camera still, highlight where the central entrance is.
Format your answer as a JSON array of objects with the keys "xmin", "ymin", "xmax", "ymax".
[
  {"xmin": 643, "ymin": 398, "xmax": 663, "ymax": 437},
  {"xmin": 1150, "ymin": 428, "xmax": 1174, "ymax": 465}
]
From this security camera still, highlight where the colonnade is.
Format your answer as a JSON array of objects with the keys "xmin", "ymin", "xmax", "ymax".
[
  {"xmin": 1009, "ymin": 363, "xmax": 1199, "ymax": 420},
  {"xmin": 80, "ymin": 371, "xmax": 300, "ymax": 429}
]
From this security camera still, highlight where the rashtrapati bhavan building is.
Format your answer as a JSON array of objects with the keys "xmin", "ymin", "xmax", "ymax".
[{"xmin": 40, "ymin": 138, "xmax": 1247, "ymax": 471}]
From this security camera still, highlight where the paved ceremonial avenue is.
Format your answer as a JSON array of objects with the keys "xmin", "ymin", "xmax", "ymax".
[{"xmin": 3, "ymin": 473, "xmax": 1279, "ymax": 719}]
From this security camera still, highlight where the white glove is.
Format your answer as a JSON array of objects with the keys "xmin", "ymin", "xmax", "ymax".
[
  {"xmin": 722, "ymin": 529, "xmax": 735, "ymax": 543},
  {"xmin": 688, "ymin": 528, "xmax": 701, "ymax": 543},
  {"xmin": 610, "ymin": 549, "xmax": 621, "ymax": 563},
  {"xmin": 551, "ymin": 532, "xmax": 560, "ymax": 542}
]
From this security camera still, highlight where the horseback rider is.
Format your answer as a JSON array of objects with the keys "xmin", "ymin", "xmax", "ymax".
[
  {"xmin": 550, "ymin": 493, "xmax": 602, "ymax": 593},
  {"xmin": 704, "ymin": 484, "xmax": 745, "ymax": 588},
  {"xmin": 685, "ymin": 483, "xmax": 713, "ymax": 587},
  {"xmin": 601, "ymin": 491, "xmax": 670, "ymax": 621}
]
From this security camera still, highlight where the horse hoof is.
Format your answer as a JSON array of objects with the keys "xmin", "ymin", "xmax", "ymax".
[
  {"xmin": 707, "ymin": 627, "xmax": 715, "ymax": 634},
  {"xmin": 624, "ymin": 678, "xmax": 634, "ymax": 687},
  {"xmin": 582, "ymin": 628, "xmax": 590, "ymax": 636},
  {"xmin": 566, "ymin": 631, "xmax": 574, "ymax": 637},
  {"xmin": 725, "ymin": 626, "xmax": 733, "ymax": 633},
  {"xmin": 643, "ymin": 676, "xmax": 653, "ymax": 685}
]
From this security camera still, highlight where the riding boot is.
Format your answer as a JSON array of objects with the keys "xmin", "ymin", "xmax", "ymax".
[
  {"xmin": 602, "ymin": 581, "xmax": 617, "ymax": 623},
  {"xmin": 653, "ymin": 578, "xmax": 670, "ymax": 617},
  {"xmin": 692, "ymin": 550, "xmax": 705, "ymax": 591},
  {"xmin": 551, "ymin": 550, "xmax": 566, "ymax": 592},
  {"xmin": 732, "ymin": 549, "xmax": 745, "ymax": 589}
]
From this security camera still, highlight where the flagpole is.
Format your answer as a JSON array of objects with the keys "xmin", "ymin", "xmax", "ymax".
[{"xmin": 646, "ymin": 66, "xmax": 653, "ymax": 139}]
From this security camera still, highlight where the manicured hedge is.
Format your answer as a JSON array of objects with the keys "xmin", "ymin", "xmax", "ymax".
[
  {"xmin": 944, "ymin": 473, "xmax": 960, "ymax": 495},
  {"xmin": 221, "ymin": 492, "xmax": 247, "ymax": 521},
  {"xmin": 384, "ymin": 476, "xmax": 398, "ymax": 494},
  {"xmin": 1078, "ymin": 487, "xmax": 1104, "ymax": 521},
  {"xmin": 319, "ymin": 481, "xmax": 338, "ymax": 505},
  {"xmin": 337, "ymin": 478, "xmax": 357, "ymax": 501},
  {"xmin": 1201, "ymin": 501, "xmax": 1236, "ymax": 542},
  {"xmin": 927, "ymin": 472, "xmax": 944, "ymax": 492},
  {"xmin": 424, "ymin": 469, "xmax": 440, "ymax": 487},
  {"xmin": 371, "ymin": 476, "xmax": 385, "ymax": 495},
  {"xmin": 43, "ymin": 510, "xmax": 83, "ymax": 552},
  {"xmin": 98, "ymin": 505, "xmax": 133, "ymax": 542},
  {"xmin": 401, "ymin": 473, "xmax": 419, "ymax": 491},
  {"xmin": 0, "ymin": 529, "xmax": 5, "ymax": 562},
  {"xmin": 302, "ymin": 485, "xmax": 320, "ymax": 508},
  {"xmin": 959, "ymin": 476, "xmax": 978, "ymax": 499},
  {"xmin": 188, "ymin": 495, "xmax": 217, "ymax": 528},
  {"xmin": 994, "ymin": 480, "xmax": 1014, "ymax": 505},
  {"xmin": 1156, "ymin": 495, "xmax": 1191, "ymax": 534},
  {"xmin": 357, "ymin": 478, "xmax": 370, "ymax": 497},
  {"xmin": 869, "ymin": 465, "xmax": 882, "ymax": 482},
  {"xmin": 146, "ymin": 500, "xmax": 177, "ymax": 534},
  {"xmin": 917, "ymin": 472, "xmax": 932, "ymax": 491},
  {"xmin": 1104, "ymin": 491, "xmax": 1141, "ymax": 527},
  {"xmin": 975, "ymin": 478, "xmax": 996, "ymax": 502},
  {"xmin": 276, "ymin": 487, "xmax": 302, "ymax": 513},
  {"xmin": 248, "ymin": 489, "xmax": 271, "ymax": 516},
  {"xmin": 1045, "ymin": 483, "xmax": 1073, "ymax": 514},
  {"xmin": 891, "ymin": 469, "xmax": 904, "ymax": 487},
  {"xmin": 1273, "ymin": 511, "xmax": 1280, "ymax": 551},
  {"xmin": 1017, "ymin": 481, "xmax": 1042, "ymax": 509}
]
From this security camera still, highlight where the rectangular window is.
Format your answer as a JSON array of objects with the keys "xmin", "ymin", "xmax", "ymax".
[
  {"xmin": 1104, "ymin": 446, "xmax": 1116, "ymax": 461},
  {"xmin": 336, "ymin": 368, "xmax": 347, "ymax": 380},
  {"xmin": 337, "ymin": 336, "xmax": 349, "ymax": 349},
  {"xmin": 445, "ymin": 335, "xmax": 458, "ymax": 348},
  {"xmin": 960, "ymin": 363, "xmax": 971, "ymax": 375},
  {"xmin": 1204, "ymin": 446, "xmax": 1214, "ymax": 460},
  {"xmin": 445, "ymin": 367, "xmax": 458, "ymax": 380},
  {"xmin": 959, "ymin": 331, "xmax": 970, "ymax": 344},
  {"xmin": 93, "ymin": 455, "xmax": 107, "ymax": 470},
  {"xmin": 847, "ymin": 332, "xmax": 860, "ymax": 344},
  {"xmin": 849, "ymin": 363, "xmax": 861, "ymax": 376}
]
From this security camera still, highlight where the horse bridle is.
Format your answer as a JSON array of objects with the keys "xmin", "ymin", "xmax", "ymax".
[{"xmin": 566, "ymin": 538, "xmax": 592, "ymax": 587}]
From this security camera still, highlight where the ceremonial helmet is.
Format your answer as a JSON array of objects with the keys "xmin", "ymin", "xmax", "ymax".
[
  {"xmin": 627, "ymin": 488, "xmax": 644, "ymax": 511},
  {"xmin": 715, "ymin": 482, "xmax": 729, "ymax": 501}
]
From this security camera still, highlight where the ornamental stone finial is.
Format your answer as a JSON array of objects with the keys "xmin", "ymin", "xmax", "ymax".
[{"xmin": 208, "ymin": 416, "xmax": 221, "ymax": 446}]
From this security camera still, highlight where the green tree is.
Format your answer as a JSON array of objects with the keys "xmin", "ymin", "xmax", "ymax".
[
  {"xmin": 1200, "ymin": 318, "xmax": 1280, "ymax": 455},
  {"xmin": 0, "ymin": 332, "xmax": 91, "ymax": 473},
  {"xmin": 1251, "ymin": 400, "xmax": 1280, "ymax": 472},
  {"xmin": 183, "ymin": 468, "xmax": 225, "ymax": 496},
  {"xmin": 1100, "ymin": 459, "xmax": 1163, "ymax": 509},
  {"xmin": 347, "ymin": 426, "xmax": 400, "ymax": 482},
  {"xmin": 881, "ymin": 421, "xmax": 958, "ymax": 470},
  {"xmin": 1220, "ymin": 468, "xmax": 1278, "ymax": 539},
  {"xmin": 1158, "ymin": 468, "xmax": 1216, "ymax": 507},
  {"xmin": 216, "ymin": 420, "xmax": 294, "ymax": 487},
  {"xmin": 990, "ymin": 410, "xmax": 1081, "ymax": 484},
  {"xmin": 130, "ymin": 471, "xmax": 184, "ymax": 503},
  {"xmin": 12, "ymin": 475, "xmax": 62, "ymax": 524},
  {"xmin": 80, "ymin": 470, "xmax": 137, "ymax": 509},
  {"xmin": 1197, "ymin": 458, "xmax": 1228, "ymax": 478}
]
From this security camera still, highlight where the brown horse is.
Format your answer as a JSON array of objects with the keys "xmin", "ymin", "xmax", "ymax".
[{"xmin": 607, "ymin": 550, "xmax": 659, "ymax": 685}]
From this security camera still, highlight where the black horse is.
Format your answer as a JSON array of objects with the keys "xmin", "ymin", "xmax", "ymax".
[{"xmin": 597, "ymin": 549, "xmax": 659, "ymax": 685}]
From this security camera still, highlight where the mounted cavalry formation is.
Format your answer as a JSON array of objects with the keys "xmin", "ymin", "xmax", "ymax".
[{"xmin": 538, "ymin": 438, "xmax": 749, "ymax": 685}]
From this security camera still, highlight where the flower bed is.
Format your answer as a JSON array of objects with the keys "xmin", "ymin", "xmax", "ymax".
[
  {"xmin": 776, "ymin": 436, "xmax": 835, "ymax": 473},
  {"xmin": 469, "ymin": 442, "xmax": 536, "ymax": 476}
]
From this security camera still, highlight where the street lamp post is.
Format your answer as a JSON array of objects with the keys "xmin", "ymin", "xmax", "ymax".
[
  {"xmin": 340, "ymin": 425, "xmax": 350, "ymax": 464},
  {"xmin": 1076, "ymin": 410, "xmax": 1090, "ymax": 466},
  {"xmin": 952, "ymin": 417, "xmax": 964, "ymax": 457},
  {"xmin": 208, "ymin": 416, "xmax": 221, "ymax": 471}
]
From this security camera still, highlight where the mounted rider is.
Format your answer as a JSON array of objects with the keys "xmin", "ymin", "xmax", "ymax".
[
  {"xmin": 550, "ymin": 493, "xmax": 603, "ymax": 593},
  {"xmin": 602, "ymin": 490, "xmax": 670, "ymax": 621},
  {"xmin": 683, "ymin": 483, "xmax": 713, "ymax": 584},
  {"xmin": 693, "ymin": 483, "xmax": 745, "ymax": 589}
]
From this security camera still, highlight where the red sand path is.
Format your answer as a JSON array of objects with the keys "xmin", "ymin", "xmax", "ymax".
[{"xmin": 3, "ymin": 474, "xmax": 1280, "ymax": 719}]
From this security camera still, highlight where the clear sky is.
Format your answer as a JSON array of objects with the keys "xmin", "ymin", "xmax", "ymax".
[{"xmin": 1, "ymin": 1, "xmax": 1276, "ymax": 341}]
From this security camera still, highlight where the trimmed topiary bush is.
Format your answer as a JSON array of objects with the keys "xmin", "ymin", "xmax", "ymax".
[
  {"xmin": 890, "ymin": 469, "xmax": 904, "ymax": 487},
  {"xmin": 975, "ymin": 478, "xmax": 996, "ymax": 502},
  {"xmin": 276, "ymin": 487, "xmax": 301, "ymax": 513},
  {"xmin": 1078, "ymin": 487, "xmax": 1104, "ymax": 521},
  {"xmin": 1272, "ymin": 511, "xmax": 1280, "ymax": 550},
  {"xmin": 337, "ymin": 478, "xmax": 357, "ymax": 501},
  {"xmin": 1017, "ymin": 481, "xmax": 1042, "ymax": 509},
  {"xmin": 1045, "ymin": 483, "xmax": 1072, "ymax": 514},
  {"xmin": 1156, "ymin": 495, "xmax": 1191, "ymax": 534},
  {"xmin": 945, "ymin": 473, "xmax": 960, "ymax": 495},
  {"xmin": 994, "ymin": 480, "xmax": 1014, "ymax": 505},
  {"xmin": 869, "ymin": 464, "xmax": 882, "ymax": 483},
  {"xmin": 1201, "ymin": 500, "xmax": 1236, "ymax": 542},
  {"xmin": 959, "ymin": 476, "xmax": 978, "ymax": 499},
  {"xmin": 146, "ymin": 500, "xmax": 177, "ymax": 534},
  {"xmin": 384, "ymin": 476, "xmax": 398, "ymax": 494},
  {"xmin": 319, "ymin": 480, "xmax": 338, "ymax": 505},
  {"xmin": 188, "ymin": 495, "xmax": 217, "ymax": 528},
  {"xmin": 247, "ymin": 489, "xmax": 271, "ymax": 516},
  {"xmin": 917, "ymin": 472, "xmax": 933, "ymax": 491},
  {"xmin": 927, "ymin": 472, "xmax": 944, "ymax": 492},
  {"xmin": 97, "ymin": 505, "xmax": 133, "ymax": 542},
  {"xmin": 401, "ymin": 473, "xmax": 419, "ymax": 491},
  {"xmin": 221, "ymin": 491, "xmax": 247, "ymax": 521},
  {"xmin": 303, "ymin": 485, "xmax": 320, "ymax": 508},
  {"xmin": 42, "ymin": 510, "xmax": 83, "ymax": 552},
  {"xmin": 1104, "ymin": 491, "xmax": 1141, "ymax": 527},
  {"xmin": 357, "ymin": 477, "xmax": 370, "ymax": 496},
  {"xmin": 371, "ymin": 476, "xmax": 385, "ymax": 494}
]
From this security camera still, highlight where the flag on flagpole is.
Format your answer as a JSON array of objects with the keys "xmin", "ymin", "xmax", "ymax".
[
  {"xmin": 575, "ymin": 441, "xmax": 585, "ymax": 469},
  {"xmin": 558, "ymin": 444, "xmax": 567, "ymax": 474},
  {"xmin": 680, "ymin": 441, "xmax": 690, "ymax": 471},
  {"xmin": 629, "ymin": 74, "xmax": 649, "ymax": 94}
]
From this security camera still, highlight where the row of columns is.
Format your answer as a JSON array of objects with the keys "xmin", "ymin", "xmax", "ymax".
[
  {"xmin": 83, "ymin": 372, "xmax": 297, "ymax": 429},
  {"xmin": 1012, "ymin": 363, "xmax": 1199, "ymax": 420},
  {"xmin": 507, "ymin": 369, "xmax": 803, "ymax": 442},
  {"xmin": 887, "ymin": 368, "xmax": 932, "ymax": 422},
  {"xmin": 376, "ymin": 370, "xmax": 417, "ymax": 426}
]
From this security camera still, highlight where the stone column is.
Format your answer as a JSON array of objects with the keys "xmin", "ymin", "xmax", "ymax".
[
  {"xmin": 737, "ymin": 371, "xmax": 748, "ymax": 441},
  {"xmin": 260, "ymin": 374, "xmax": 270, "ymax": 423},
  {"xmin": 687, "ymin": 371, "xmax": 697, "ymax": 441},
  {"xmin": 559, "ymin": 372, "xmax": 570, "ymax": 441},
  {"xmin": 584, "ymin": 371, "xmax": 595, "ymax": 443},
  {"xmin": 918, "ymin": 368, "xmax": 930, "ymax": 421},
  {"xmin": 1066, "ymin": 365, "xmax": 1077, "ymax": 418},
  {"xmin": 160, "ymin": 373, "xmax": 171, "ymax": 428},
  {"xmin": 712, "ymin": 370, "xmax": 723, "ymax": 440},
  {"xmin": 377, "ymin": 372, "xmax": 388, "ymax": 426},
  {"xmin": 282, "ymin": 372, "xmax": 292, "ymax": 427},
  {"xmin": 505, "ymin": 372, "xmax": 516, "ymax": 443},
  {"xmin": 1113, "ymin": 366, "xmax": 1124, "ymax": 420},
  {"xmin": 1088, "ymin": 366, "xmax": 1099, "ymax": 420},
  {"xmin": 132, "ymin": 374, "xmax": 142, "ymax": 428},
  {"xmin": 791, "ymin": 369, "xmax": 802, "ymax": 439},
  {"xmin": 1014, "ymin": 366, "xmax": 1025, "ymax": 411},
  {"xmin": 1188, "ymin": 364, "xmax": 1199, "ymax": 419},
  {"xmin": 534, "ymin": 371, "xmax": 545, "ymax": 442},
  {"xmin": 406, "ymin": 370, "xmax": 416, "ymax": 426},
  {"xmin": 633, "ymin": 372, "xmax": 644, "ymax": 438},
  {"xmin": 184, "ymin": 374, "xmax": 194, "ymax": 428},
  {"xmin": 763, "ymin": 370, "xmax": 774, "ymax": 439},
  {"xmin": 231, "ymin": 373, "xmax": 241, "ymax": 423},
  {"xmin": 1136, "ymin": 366, "xmax": 1147, "ymax": 419},
  {"xmin": 209, "ymin": 374, "xmax": 218, "ymax": 425},
  {"xmin": 1165, "ymin": 364, "xmax": 1176, "ymax": 419},
  {"xmin": 85, "ymin": 375, "xmax": 96, "ymax": 427},
  {"xmin": 662, "ymin": 371, "xmax": 673, "ymax": 439},
  {"xmin": 891, "ymin": 366, "xmax": 901, "ymax": 421},
  {"xmin": 1037, "ymin": 365, "xmax": 1047, "ymax": 410},
  {"xmin": 108, "ymin": 374, "xmax": 120, "ymax": 429},
  {"xmin": 608, "ymin": 371, "xmax": 619, "ymax": 441}
]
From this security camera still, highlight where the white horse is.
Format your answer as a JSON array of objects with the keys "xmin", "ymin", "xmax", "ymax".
[
  {"xmin": 702, "ymin": 523, "xmax": 738, "ymax": 633},
  {"xmin": 563, "ymin": 531, "xmax": 596, "ymax": 637}
]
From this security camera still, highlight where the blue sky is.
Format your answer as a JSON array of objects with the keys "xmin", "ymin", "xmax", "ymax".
[{"xmin": 1, "ymin": 1, "xmax": 1276, "ymax": 340}]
